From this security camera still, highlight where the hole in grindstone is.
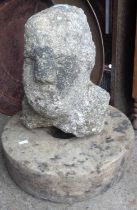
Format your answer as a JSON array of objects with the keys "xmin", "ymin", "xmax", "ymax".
[{"xmin": 47, "ymin": 127, "xmax": 75, "ymax": 139}]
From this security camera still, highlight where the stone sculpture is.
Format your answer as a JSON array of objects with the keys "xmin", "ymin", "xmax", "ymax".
[
  {"xmin": 21, "ymin": 4, "xmax": 110, "ymax": 137},
  {"xmin": 1, "ymin": 4, "xmax": 134, "ymax": 204}
]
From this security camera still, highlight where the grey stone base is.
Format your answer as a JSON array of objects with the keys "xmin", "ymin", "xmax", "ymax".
[{"xmin": 1, "ymin": 106, "xmax": 134, "ymax": 204}]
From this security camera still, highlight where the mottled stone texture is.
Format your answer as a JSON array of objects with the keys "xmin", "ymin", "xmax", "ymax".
[
  {"xmin": 22, "ymin": 5, "xmax": 110, "ymax": 137},
  {"xmin": 1, "ymin": 106, "xmax": 134, "ymax": 203}
]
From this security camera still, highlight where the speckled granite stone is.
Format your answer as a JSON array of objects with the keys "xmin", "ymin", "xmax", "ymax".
[
  {"xmin": 22, "ymin": 5, "xmax": 110, "ymax": 137},
  {"xmin": 1, "ymin": 106, "xmax": 134, "ymax": 203}
]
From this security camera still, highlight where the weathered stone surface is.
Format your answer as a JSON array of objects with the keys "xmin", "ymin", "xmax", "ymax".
[
  {"xmin": 1, "ymin": 106, "xmax": 134, "ymax": 203},
  {"xmin": 21, "ymin": 97, "xmax": 53, "ymax": 129},
  {"xmin": 22, "ymin": 5, "xmax": 110, "ymax": 137}
]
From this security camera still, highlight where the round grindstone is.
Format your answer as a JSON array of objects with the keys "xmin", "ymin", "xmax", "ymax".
[{"xmin": 1, "ymin": 106, "xmax": 134, "ymax": 203}]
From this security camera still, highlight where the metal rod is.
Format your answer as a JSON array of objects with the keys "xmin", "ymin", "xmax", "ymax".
[{"xmin": 105, "ymin": 0, "xmax": 110, "ymax": 34}]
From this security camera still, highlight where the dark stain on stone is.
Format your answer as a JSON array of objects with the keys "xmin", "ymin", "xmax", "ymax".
[
  {"xmin": 105, "ymin": 121, "xmax": 108, "ymax": 125},
  {"xmin": 106, "ymin": 137, "xmax": 114, "ymax": 143},
  {"xmin": 118, "ymin": 169, "xmax": 125, "ymax": 181},
  {"xmin": 113, "ymin": 119, "xmax": 130, "ymax": 134},
  {"xmin": 78, "ymin": 160, "xmax": 85, "ymax": 164},
  {"xmin": 87, "ymin": 153, "xmax": 92, "ymax": 157},
  {"xmin": 96, "ymin": 184, "xmax": 102, "ymax": 188},
  {"xmin": 113, "ymin": 168, "xmax": 125, "ymax": 185},
  {"xmin": 85, "ymin": 190, "xmax": 90, "ymax": 194},
  {"xmin": 100, "ymin": 154, "xmax": 104, "ymax": 158},
  {"xmin": 90, "ymin": 143, "xmax": 103, "ymax": 152},
  {"xmin": 50, "ymin": 155, "xmax": 61, "ymax": 161},
  {"xmin": 125, "ymin": 145, "xmax": 130, "ymax": 150},
  {"xmin": 24, "ymin": 160, "xmax": 30, "ymax": 165},
  {"xmin": 37, "ymin": 162, "xmax": 48, "ymax": 173},
  {"xmin": 110, "ymin": 153, "xmax": 114, "ymax": 156},
  {"xmin": 98, "ymin": 146, "xmax": 104, "ymax": 152},
  {"xmin": 90, "ymin": 143, "xmax": 97, "ymax": 149},
  {"xmin": 66, "ymin": 171, "xmax": 76, "ymax": 176},
  {"xmin": 122, "ymin": 119, "xmax": 130, "ymax": 127},
  {"xmin": 106, "ymin": 136, "xmax": 111, "ymax": 139},
  {"xmin": 64, "ymin": 163, "xmax": 75, "ymax": 167},
  {"xmin": 79, "ymin": 152, "xmax": 86, "ymax": 155},
  {"xmin": 113, "ymin": 125, "xmax": 125, "ymax": 134},
  {"xmin": 33, "ymin": 143, "xmax": 39, "ymax": 146},
  {"xmin": 101, "ymin": 183, "xmax": 111, "ymax": 193},
  {"xmin": 109, "ymin": 111, "xmax": 122, "ymax": 118},
  {"xmin": 105, "ymin": 145, "xmax": 110, "ymax": 150},
  {"xmin": 96, "ymin": 164, "xmax": 101, "ymax": 174},
  {"xmin": 120, "ymin": 157, "xmax": 125, "ymax": 167}
]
